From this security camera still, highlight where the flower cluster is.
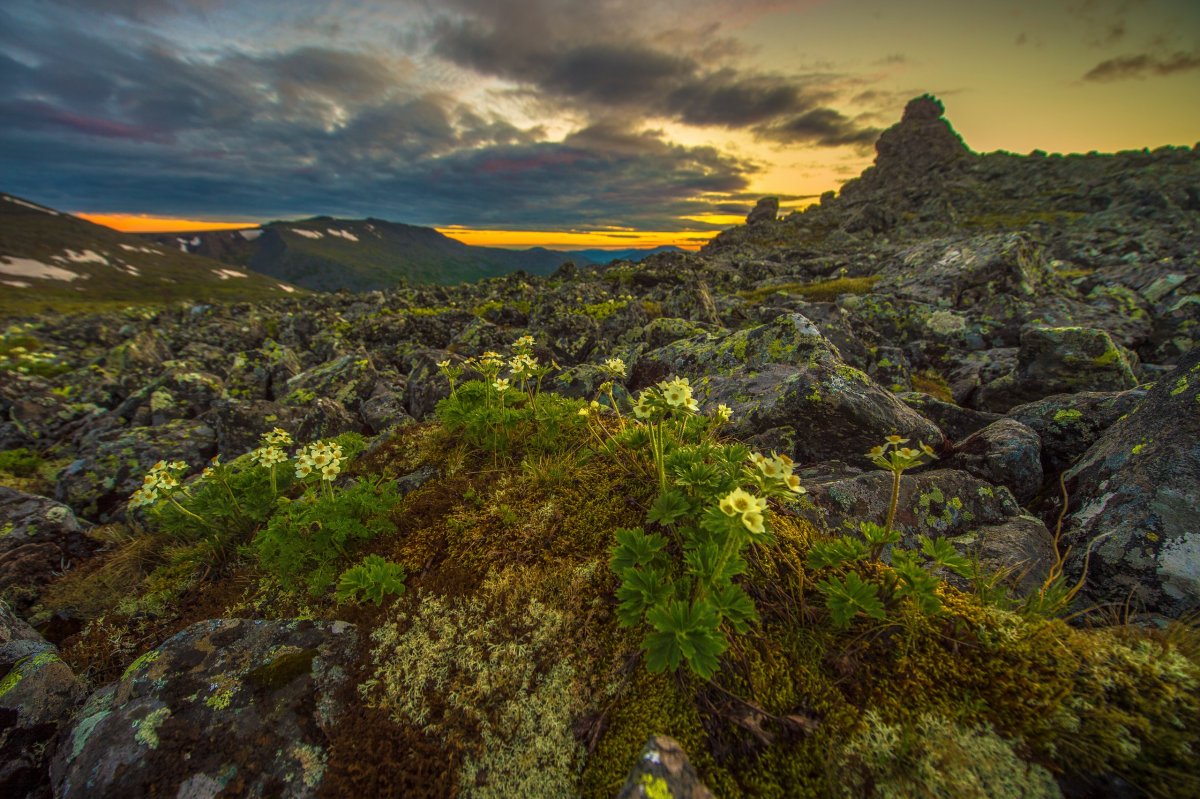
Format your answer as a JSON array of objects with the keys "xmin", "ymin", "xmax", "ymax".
[
  {"xmin": 749, "ymin": 451, "xmax": 806, "ymax": 496},
  {"xmin": 295, "ymin": 439, "xmax": 345, "ymax": 482},
  {"xmin": 250, "ymin": 427, "xmax": 293, "ymax": 467},
  {"xmin": 719, "ymin": 487, "xmax": 769, "ymax": 534},
  {"xmin": 601, "ymin": 357, "xmax": 626, "ymax": 379},
  {"xmin": 632, "ymin": 376, "xmax": 699, "ymax": 420},
  {"xmin": 867, "ymin": 435, "xmax": 937, "ymax": 472},
  {"xmin": 129, "ymin": 460, "xmax": 187, "ymax": 508}
]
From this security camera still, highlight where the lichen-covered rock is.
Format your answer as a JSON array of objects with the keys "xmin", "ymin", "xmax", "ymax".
[
  {"xmin": 1007, "ymin": 389, "xmax": 1146, "ymax": 476},
  {"xmin": 617, "ymin": 736, "xmax": 713, "ymax": 799},
  {"xmin": 976, "ymin": 326, "xmax": 1139, "ymax": 413},
  {"xmin": 50, "ymin": 618, "xmax": 358, "ymax": 799},
  {"xmin": 359, "ymin": 382, "xmax": 412, "ymax": 434},
  {"xmin": 404, "ymin": 349, "xmax": 455, "ymax": 420},
  {"xmin": 99, "ymin": 329, "xmax": 173, "ymax": 389},
  {"xmin": 633, "ymin": 313, "xmax": 945, "ymax": 466},
  {"xmin": 227, "ymin": 342, "xmax": 303, "ymax": 400},
  {"xmin": 210, "ymin": 399, "xmax": 303, "ymax": 458},
  {"xmin": 0, "ymin": 487, "xmax": 98, "ymax": 613},
  {"xmin": 746, "ymin": 197, "xmax": 779, "ymax": 225},
  {"xmin": 898, "ymin": 392, "xmax": 1003, "ymax": 442},
  {"xmin": 295, "ymin": 397, "xmax": 362, "ymax": 442},
  {"xmin": 944, "ymin": 419, "xmax": 1043, "ymax": 505},
  {"xmin": 56, "ymin": 418, "xmax": 217, "ymax": 521},
  {"xmin": 1, "ymin": 603, "xmax": 85, "ymax": 799},
  {"xmin": 1060, "ymin": 352, "xmax": 1200, "ymax": 617},
  {"xmin": 949, "ymin": 515, "xmax": 1056, "ymax": 597},
  {"xmin": 285, "ymin": 351, "xmax": 378, "ymax": 409},
  {"xmin": 804, "ymin": 468, "xmax": 1022, "ymax": 545}
]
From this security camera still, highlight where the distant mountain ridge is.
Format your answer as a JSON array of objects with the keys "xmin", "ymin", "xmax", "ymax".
[
  {"xmin": 0, "ymin": 193, "xmax": 299, "ymax": 316},
  {"xmin": 143, "ymin": 218, "xmax": 682, "ymax": 292}
]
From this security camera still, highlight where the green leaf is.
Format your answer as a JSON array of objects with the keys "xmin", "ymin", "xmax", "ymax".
[
  {"xmin": 919, "ymin": 535, "xmax": 974, "ymax": 578},
  {"xmin": 807, "ymin": 537, "xmax": 869, "ymax": 569},
  {"xmin": 894, "ymin": 564, "xmax": 942, "ymax": 615},
  {"xmin": 610, "ymin": 527, "xmax": 667, "ymax": 574},
  {"xmin": 643, "ymin": 599, "xmax": 728, "ymax": 679},
  {"xmin": 815, "ymin": 571, "xmax": 886, "ymax": 628},
  {"xmin": 615, "ymin": 566, "xmax": 674, "ymax": 628},
  {"xmin": 859, "ymin": 520, "xmax": 900, "ymax": 548},
  {"xmin": 335, "ymin": 555, "xmax": 407, "ymax": 605},
  {"xmin": 647, "ymin": 489, "xmax": 693, "ymax": 527},
  {"xmin": 710, "ymin": 583, "xmax": 759, "ymax": 634}
]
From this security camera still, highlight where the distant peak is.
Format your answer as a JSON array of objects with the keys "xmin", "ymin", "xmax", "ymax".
[{"xmin": 872, "ymin": 93, "xmax": 969, "ymax": 173}]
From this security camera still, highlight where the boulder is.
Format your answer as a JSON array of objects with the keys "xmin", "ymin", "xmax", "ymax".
[
  {"xmin": 55, "ymin": 419, "xmax": 217, "ymax": 521},
  {"xmin": 898, "ymin": 392, "xmax": 1003, "ymax": 442},
  {"xmin": 51, "ymin": 618, "xmax": 358, "ymax": 799},
  {"xmin": 633, "ymin": 313, "xmax": 945, "ymax": 466},
  {"xmin": 746, "ymin": 197, "xmax": 780, "ymax": 225},
  {"xmin": 943, "ymin": 419, "xmax": 1043, "ymax": 505},
  {"xmin": 1, "ymin": 604, "xmax": 86, "ymax": 799},
  {"xmin": 1060, "ymin": 353, "xmax": 1200, "ymax": 617},
  {"xmin": 0, "ymin": 488, "xmax": 99, "ymax": 614},
  {"xmin": 617, "ymin": 736, "xmax": 713, "ymax": 799},
  {"xmin": 976, "ymin": 326, "xmax": 1140, "ymax": 413},
  {"xmin": 1007, "ymin": 389, "xmax": 1146, "ymax": 476},
  {"xmin": 210, "ymin": 399, "xmax": 303, "ymax": 458},
  {"xmin": 285, "ymin": 351, "xmax": 379, "ymax": 409}
]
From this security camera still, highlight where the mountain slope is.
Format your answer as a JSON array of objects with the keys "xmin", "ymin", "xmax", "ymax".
[
  {"xmin": 0, "ymin": 194, "xmax": 300, "ymax": 316},
  {"xmin": 146, "ymin": 219, "xmax": 684, "ymax": 291},
  {"xmin": 143, "ymin": 218, "xmax": 580, "ymax": 291}
]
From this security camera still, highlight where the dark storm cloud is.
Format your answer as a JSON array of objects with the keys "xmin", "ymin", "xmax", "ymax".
[
  {"xmin": 1082, "ymin": 51, "xmax": 1200, "ymax": 81},
  {"xmin": 0, "ymin": 0, "xmax": 856, "ymax": 228},
  {"xmin": 429, "ymin": 0, "xmax": 878, "ymax": 143},
  {"xmin": 757, "ymin": 108, "xmax": 881, "ymax": 147}
]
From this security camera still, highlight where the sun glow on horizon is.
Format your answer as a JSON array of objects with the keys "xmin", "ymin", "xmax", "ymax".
[
  {"xmin": 436, "ymin": 227, "xmax": 716, "ymax": 251},
  {"xmin": 77, "ymin": 213, "xmax": 260, "ymax": 233}
]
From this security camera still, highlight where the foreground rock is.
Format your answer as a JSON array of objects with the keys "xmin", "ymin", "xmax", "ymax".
[
  {"xmin": 0, "ymin": 487, "xmax": 99, "ymax": 614},
  {"xmin": 1, "ymin": 604, "xmax": 86, "ymax": 799},
  {"xmin": 943, "ymin": 419, "xmax": 1043, "ymax": 505},
  {"xmin": 51, "ymin": 618, "xmax": 358, "ymax": 798},
  {"xmin": 634, "ymin": 313, "xmax": 945, "ymax": 465},
  {"xmin": 617, "ymin": 736, "xmax": 713, "ymax": 799},
  {"xmin": 1061, "ymin": 352, "xmax": 1200, "ymax": 617}
]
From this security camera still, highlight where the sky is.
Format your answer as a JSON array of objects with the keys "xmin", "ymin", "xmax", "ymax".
[{"xmin": 1, "ymin": 0, "xmax": 1198, "ymax": 249}]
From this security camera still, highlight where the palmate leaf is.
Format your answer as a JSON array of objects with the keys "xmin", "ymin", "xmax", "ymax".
[
  {"xmin": 647, "ymin": 489, "xmax": 693, "ymax": 527},
  {"xmin": 859, "ymin": 520, "xmax": 900, "ymax": 548},
  {"xmin": 710, "ymin": 583, "xmax": 759, "ymax": 634},
  {"xmin": 684, "ymin": 542, "xmax": 747, "ymax": 586},
  {"xmin": 615, "ymin": 566, "xmax": 674, "ymax": 628},
  {"xmin": 815, "ymin": 571, "xmax": 886, "ymax": 629},
  {"xmin": 807, "ymin": 537, "xmax": 870, "ymax": 569},
  {"xmin": 919, "ymin": 535, "xmax": 974, "ymax": 578},
  {"xmin": 643, "ymin": 599, "xmax": 728, "ymax": 679},
  {"xmin": 891, "ymin": 554, "xmax": 942, "ymax": 615},
  {"xmin": 610, "ymin": 527, "xmax": 667, "ymax": 574}
]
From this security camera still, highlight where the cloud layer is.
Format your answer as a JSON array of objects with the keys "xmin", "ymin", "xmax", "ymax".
[{"xmin": 0, "ymin": 0, "xmax": 888, "ymax": 229}]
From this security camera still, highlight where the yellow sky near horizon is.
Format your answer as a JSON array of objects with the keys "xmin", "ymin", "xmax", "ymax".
[{"xmin": 77, "ymin": 212, "xmax": 720, "ymax": 250}]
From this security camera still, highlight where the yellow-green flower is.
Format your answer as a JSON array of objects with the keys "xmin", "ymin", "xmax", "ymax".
[
  {"xmin": 741, "ymin": 509, "xmax": 766, "ymax": 535},
  {"xmin": 715, "ymin": 404, "xmax": 732, "ymax": 422}
]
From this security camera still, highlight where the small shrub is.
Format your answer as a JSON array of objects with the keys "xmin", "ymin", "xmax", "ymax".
[
  {"xmin": 336, "ymin": 555, "xmax": 407, "ymax": 605},
  {"xmin": 0, "ymin": 447, "xmax": 41, "ymax": 477},
  {"xmin": 253, "ymin": 478, "xmax": 401, "ymax": 595}
]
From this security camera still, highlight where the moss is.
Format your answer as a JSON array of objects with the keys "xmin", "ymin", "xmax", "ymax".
[
  {"xmin": 1052, "ymin": 409, "xmax": 1084, "ymax": 424},
  {"xmin": 580, "ymin": 299, "xmax": 630, "ymax": 322},
  {"xmin": 134, "ymin": 705, "xmax": 171, "ymax": 749},
  {"xmin": 738, "ymin": 276, "xmax": 881, "ymax": 304},
  {"xmin": 911, "ymin": 371, "xmax": 954, "ymax": 403},
  {"xmin": 245, "ymin": 648, "xmax": 317, "ymax": 690}
]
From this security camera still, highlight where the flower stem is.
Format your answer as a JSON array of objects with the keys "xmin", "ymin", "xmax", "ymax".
[{"xmin": 884, "ymin": 468, "xmax": 902, "ymax": 533}]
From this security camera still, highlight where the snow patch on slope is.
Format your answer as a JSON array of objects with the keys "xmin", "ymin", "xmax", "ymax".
[
  {"xmin": 291, "ymin": 229, "xmax": 323, "ymax": 239},
  {"xmin": 277, "ymin": 283, "xmax": 295, "ymax": 293},
  {"xmin": 0, "ymin": 256, "xmax": 82, "ymax": 281},
  {"xmin": 212, "ymin": 268, "xmax": 247, "ymax": 280},
  {"xmin": 239, "ymin": 229, "xmax": 263, "ymax": 241},
  {"xmin": 327, "ymin": 228, "xmax": 359, "ymax": 242},
  {"xmin": 3, "ymin": 196, "xmax": 59, "ymax": 215},
  {"xmin": 59, "ymin": 249, "xmax": 108, "ymax": 265}
]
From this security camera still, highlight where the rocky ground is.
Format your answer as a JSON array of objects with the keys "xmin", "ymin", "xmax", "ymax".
[{"xmin": 1, "ymin": 96, "xmax": 1198, "ymax": 798}]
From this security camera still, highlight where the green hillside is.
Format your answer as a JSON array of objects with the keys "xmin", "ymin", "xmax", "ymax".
[{"xmin": 0, "ymin": 194, "xmax": 301, "ymax": 317}]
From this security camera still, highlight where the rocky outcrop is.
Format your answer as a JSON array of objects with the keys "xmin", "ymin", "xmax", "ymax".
[
  {"xmin": 633, "ymin": 313, "xmax": 946, "ymax": 466},
  {"xmin": 0, "ymin": 488, "xmax": 98, "ymax": 613},
  {"xmin": 1060, "ymin": 352, "xmax": 1200, "ymax": 618},
  {"xmin": 617, "ymin": 736, "xmax": 713, "ymax": 799},
  {"xmin": 51, "ymin": 618, "xmax": 358, "ymax": 798},
  {"xmin": 1, "ymin": 604, "xmax": 86, "ymax": 799}
]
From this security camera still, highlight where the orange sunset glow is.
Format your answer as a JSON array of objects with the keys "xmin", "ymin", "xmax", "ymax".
[
  {"xmin": 436, "ymin": 227, "xmax": 715, "ymax": 251},
  {"xmin": 76, "ymin": 213, "xmax": 258, "ymax": 233}
]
